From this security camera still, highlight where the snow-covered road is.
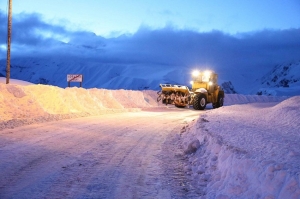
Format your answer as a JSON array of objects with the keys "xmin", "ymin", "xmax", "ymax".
[{"xmin": 0, "ymin": 108, "xmax": 201, "ymax": 199}]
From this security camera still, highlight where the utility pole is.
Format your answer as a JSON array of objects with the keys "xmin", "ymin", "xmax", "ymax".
[{"xmin": 6, "ymin": 0, "xmax": 12, "ymax": 84}]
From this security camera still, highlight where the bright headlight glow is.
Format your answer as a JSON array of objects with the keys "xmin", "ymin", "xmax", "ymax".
[
  {"xmin": 192, "ymin": 70, "xmax": 200, "ymax": 77},
  {"xmin": 201, "ymin": 70, "xmax": 212, "ymax": 82},
  {"xmin": 204, "ymin": 70, "xmax": 212, "ymax": 77},
  {"xmin": 190, "ymin": 81, "xmax": 194, "ymax": 85},
  {"xmin": 208, "ymin": 81, "xmax": 213, "ymax": 86}
]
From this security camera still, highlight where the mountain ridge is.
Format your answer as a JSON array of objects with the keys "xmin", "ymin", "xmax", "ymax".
[{"xmin": 1, "ymin": 57, "xmax": 299, "ymax": 96}]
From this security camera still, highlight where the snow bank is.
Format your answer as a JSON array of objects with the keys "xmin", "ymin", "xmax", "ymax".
[
  {"xmin": 267, "ymin": 97, "xmax": 300, "ymax": 127},
  {"xmin": 0, "ymin": 77, "xmax": 34, "ymax": 86},
  {"xmin": 181, "ymin": 97, "xmax": 300, "ymax": 198},
  {"xmin": 0, "ymin": 83, "xmax": 161, "ymax": 130},
  {"xmin": 0, "ymin": 82, "xmax": 289, "ymax": 130},
  {"xmin": 224, "ymin": 93, "xmax": 288, "ymax": 106}
]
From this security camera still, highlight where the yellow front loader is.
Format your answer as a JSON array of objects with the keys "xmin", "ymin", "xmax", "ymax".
[{"xmin": 157, "ymin": 70, "xmax": 225, "ymax": 110}]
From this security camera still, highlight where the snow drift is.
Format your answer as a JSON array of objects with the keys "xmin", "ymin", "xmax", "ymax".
[
  {"xmin": 181, "ymin": 98, "xmax": 300, "ymax": 198},
  {"xmin": 0, "ymin": 82, "xmax": 160, "ymax": 130}
]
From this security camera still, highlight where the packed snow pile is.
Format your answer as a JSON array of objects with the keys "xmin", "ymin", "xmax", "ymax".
[
  {"xmin": 223, "ymin": 94, "xmax": 287, "ymax": 106},
  {"xmin": 0, "ymin": 77, "xmax": 34, "ymax": 86},
  {"xmin": 0, "ymin": 82, "xmax": 160, "ymax": 129},
  {"xmin": 181, "ymin": 97, "xmax": 300, "ymax": 198},
  {"xmin": 0, "ymin": 80, "xmax": 287, "ymax": 127}
]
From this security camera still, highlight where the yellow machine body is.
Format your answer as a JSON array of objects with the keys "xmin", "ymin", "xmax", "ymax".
[{"xmin": 157, "ymin": 70, "xmax": 225, "ymax": 110}]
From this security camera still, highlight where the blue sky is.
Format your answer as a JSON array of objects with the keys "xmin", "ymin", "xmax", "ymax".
[{"xmin": 1, "ymin": 0, "xmax": 300, "ymax": 37}]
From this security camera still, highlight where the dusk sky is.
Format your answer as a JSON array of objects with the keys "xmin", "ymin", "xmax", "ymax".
[
  {"xmin": 1, "ymin": 0, "xmax": 300, "ymax": 37},
  {"xmin": 0, "ymin": 0, "xmax": 300, "ymax": 75}
]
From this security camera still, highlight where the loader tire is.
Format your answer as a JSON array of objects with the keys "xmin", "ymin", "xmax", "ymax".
[
  {"xmin": 218, "ymin": 94, "xmax": 224, "ymax": 107},
  {"xmin": 213, "ymin": 94, "xmax": 224, "ymax": 109},
  {"xmin": 193, "ymin": 93, "xmax": 206, "ymax": 110}
]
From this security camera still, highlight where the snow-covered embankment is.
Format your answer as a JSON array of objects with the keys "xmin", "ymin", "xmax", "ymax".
[
  {"xmin": 0, "ymin": 83, "xmax": 160, "ymax": 129},
  {"xmin": 181, "ymin": 96, "xmax": 300, "ymax": 198}
]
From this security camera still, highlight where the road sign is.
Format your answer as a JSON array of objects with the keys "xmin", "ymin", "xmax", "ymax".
[{"xmin": 67, "ymin": 74, "xmax": 83, "ymax": 82}]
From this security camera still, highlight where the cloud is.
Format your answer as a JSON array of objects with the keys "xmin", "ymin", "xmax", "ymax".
[
  {"xmin": 0, "ymin": 10, "xmax": 107, "ymax": 58},
  {"xmin": 0, "ymin": 10, "xmax": 299, "ymax": 74},
  {"xmin": 108, "ymin": 26, "xmax": 300, "ymax": 71}
]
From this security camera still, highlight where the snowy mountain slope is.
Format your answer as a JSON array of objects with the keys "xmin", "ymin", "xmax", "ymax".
[
  {"xmin": 1, "ymin": 56, "xmax": 299, "ymax": 96},
  {"xmin": 221, "ymin": 81, "xmax": 237, "ymax": 94},
  {"xmin": 0, "ymin": 57, "xmax": 258, "ymax": 92},
  {"xmin": 257, "ymin": 61, "xmax": 300, "ymax": 96},
  {"xmin": 0, "ymin": 57, "xmax": 189, "ymax": 90}
]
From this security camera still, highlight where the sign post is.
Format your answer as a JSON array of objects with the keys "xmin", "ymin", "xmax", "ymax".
[{"xmin": 67, "ymin": 74, "xmax": 83, "ymax": 87}]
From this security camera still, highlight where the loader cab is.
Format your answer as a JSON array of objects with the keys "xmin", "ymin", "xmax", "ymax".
[{"xmin": 190, "ymin": 70, "xmax": 218, "ymax": 92}]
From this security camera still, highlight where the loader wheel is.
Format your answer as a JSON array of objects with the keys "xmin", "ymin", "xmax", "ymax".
[
  {"xmin": 212, "ymin": 103, "xmax": 217, "ymax": 109},
  {"xmin": 218, "ymin": 95, "xmax": 224, "ymax": 107},
  {"xmin": 213, "ymin": 94, "xmax": 224, "ymax": 109},
  {"xmin": 193, "ymin": 93, "xmax": 206, "ymax": 110}
]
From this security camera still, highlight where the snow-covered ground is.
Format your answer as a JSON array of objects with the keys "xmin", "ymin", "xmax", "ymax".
[
  {"xmin": 0, "ymin": 77, "xmax": 34, "ymax": 86},
  {"xmin": 0, "ymin": 80, "xmax": 299, "ymax": 198},
  {"xmin": 0, "ymin": 78, "xmax": 161, "ymax": 129},
  {"xmin": 181, "ymin": 99, "xmax": 300, "ymax": 198}
]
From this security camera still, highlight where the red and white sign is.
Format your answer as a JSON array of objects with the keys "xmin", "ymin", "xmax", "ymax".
[{"xmin": 67, "ymin": 74, "xmax": 83, "ymax": 82}]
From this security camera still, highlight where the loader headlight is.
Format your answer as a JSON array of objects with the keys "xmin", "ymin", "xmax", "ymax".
[
  {"xmin": 190, "ymin": 81, "xmax": 194, "ymax": 85},
  {"xmin": 202, "ymin": 70, "xmax": 212, "ymax": 82},
  {"xmin": 192, "ymin": 70, "xmax": 200, "ymax": 77},
  {"xmin": 204, "ymin": 70, "xmax": 212, "ymax": 78},
  {"xmin": 208, "ymin": 81, "xmax": 213, "ymax": 86}
]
